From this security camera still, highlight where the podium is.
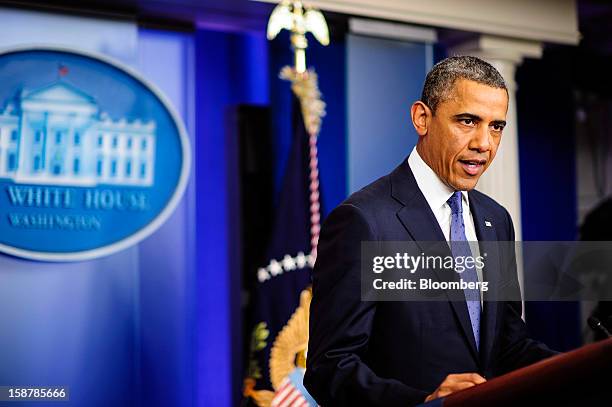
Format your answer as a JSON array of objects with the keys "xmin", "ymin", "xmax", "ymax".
[{"xmin": 443, "ymin": 338, "xmax": 612, "ymax": 406}]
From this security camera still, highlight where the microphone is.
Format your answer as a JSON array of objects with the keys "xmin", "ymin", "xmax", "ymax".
[{"xmin": 587, "ymin": 316, "xmax": 612, "ymax": 339}]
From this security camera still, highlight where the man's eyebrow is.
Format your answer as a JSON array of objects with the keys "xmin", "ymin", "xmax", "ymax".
[
  {"xmin": 491, "ymin": 120, "xmax": 507, "ymax": 126},
  {"xmin": 453, "ymin": 113, "xmax": 482, "ymax": 121},
  {"xmin": 454, "ymin": 113, "xmax": 507, "ymax": 126}
]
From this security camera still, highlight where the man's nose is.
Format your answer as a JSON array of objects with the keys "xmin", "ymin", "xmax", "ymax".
[{"xmin": 470, "ymin": 126, "xmax": 491, "ymax": 152}]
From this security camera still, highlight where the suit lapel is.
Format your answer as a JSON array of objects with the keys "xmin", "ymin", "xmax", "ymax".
[
  {"xmin": 468, "ymin": 191, "xmax": 501, "ymax": 370},
  {"xmin": 390, "ymin": 161, "xmax": 480, "ymax": 362}
]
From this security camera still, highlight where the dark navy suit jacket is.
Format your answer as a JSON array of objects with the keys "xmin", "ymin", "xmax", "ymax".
[{"xmin": 304, "ymin": 159, "xmax": 555, "ymax": 406}]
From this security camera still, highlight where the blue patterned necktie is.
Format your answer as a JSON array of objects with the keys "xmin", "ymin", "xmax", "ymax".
[{"xmin": 447, "ymin": 191, "xmax": 481, "ymax": 350}]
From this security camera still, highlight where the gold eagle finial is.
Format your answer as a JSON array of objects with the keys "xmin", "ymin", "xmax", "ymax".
[{"xmin": 267, "ymin": 1, "xmax": 330, "ymax": 74}]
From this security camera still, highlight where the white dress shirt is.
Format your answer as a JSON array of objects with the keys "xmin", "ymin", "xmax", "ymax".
[{"xmin": 407, "ymin": 147, "xmax": 484, "ymax": 304}]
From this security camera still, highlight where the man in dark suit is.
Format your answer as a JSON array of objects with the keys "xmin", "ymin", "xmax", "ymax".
[{"xmin": 304, "ymin": 56, "xmax": 556, "ymax": 406}]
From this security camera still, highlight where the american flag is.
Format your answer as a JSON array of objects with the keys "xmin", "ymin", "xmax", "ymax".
[{"xmin": 271, "ymin": 369, "xmax": 316, "ymax": 407}]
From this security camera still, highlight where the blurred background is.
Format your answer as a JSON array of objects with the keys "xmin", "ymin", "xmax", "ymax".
[{"xmin": 0, "ymin": 0, "xmax": 611, "ymax": 405}]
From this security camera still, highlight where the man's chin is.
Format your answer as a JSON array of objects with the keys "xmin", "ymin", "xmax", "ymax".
[{"xmin": 449, "ymin": 176, "xmax": 480, "ymax": 191}]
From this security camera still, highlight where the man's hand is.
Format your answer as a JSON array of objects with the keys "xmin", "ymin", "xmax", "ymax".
[{"xmin": 425, "ymin": 373, "xmax": 486, "ymax": 402}]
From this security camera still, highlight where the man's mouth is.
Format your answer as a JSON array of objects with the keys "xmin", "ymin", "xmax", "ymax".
[{"xmin": 458, "ymin": 159, "xmax": 486, "ymax": 176}]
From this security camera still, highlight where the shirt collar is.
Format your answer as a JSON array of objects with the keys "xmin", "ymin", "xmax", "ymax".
[{"xmin": 407, "ymin": 146, "xmax": 469, "ymax": 212}]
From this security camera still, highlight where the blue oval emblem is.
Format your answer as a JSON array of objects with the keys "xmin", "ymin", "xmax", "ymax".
[{"xmin": 0, "ymin": 47, "xmax": 191, "ymax": 261}]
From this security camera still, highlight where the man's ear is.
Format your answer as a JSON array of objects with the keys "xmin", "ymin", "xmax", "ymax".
[{"xmin": 411, "ymin": 101, "xmax": 431, "ymax": 137}]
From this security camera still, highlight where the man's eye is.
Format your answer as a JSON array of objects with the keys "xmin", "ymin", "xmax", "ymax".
[
  {"xmin": 461, "ymin": 119, "xmax": 474, "ymax": 126},
  {"xmin": 492, "ymin": 124, "xmax": 505, "ymax": 132}
]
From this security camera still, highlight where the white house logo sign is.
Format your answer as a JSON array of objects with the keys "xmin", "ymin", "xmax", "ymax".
[{"xmin": 0, "ymin": 48, "xmax": 190, "ymax": 261}]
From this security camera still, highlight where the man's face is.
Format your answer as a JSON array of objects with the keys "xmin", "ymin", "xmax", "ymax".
[{"xmin": 415, "ymin": 79, "xmax": 508, "ymax": 191}]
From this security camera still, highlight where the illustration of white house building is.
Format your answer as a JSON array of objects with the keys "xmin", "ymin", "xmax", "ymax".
[{"xmin": 0, "ymin": 81, "xmax": 156, "ymax": 187}]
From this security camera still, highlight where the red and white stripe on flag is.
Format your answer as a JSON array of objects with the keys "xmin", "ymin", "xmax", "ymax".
[{"xmin": 271, "ymin": 377, "xmax": 310, "ymax": 407}]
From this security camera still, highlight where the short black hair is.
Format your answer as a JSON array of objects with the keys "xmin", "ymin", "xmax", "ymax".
[{"xmin": 421, "ymin": 55, "xmax": 508, "ymax": 113}]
